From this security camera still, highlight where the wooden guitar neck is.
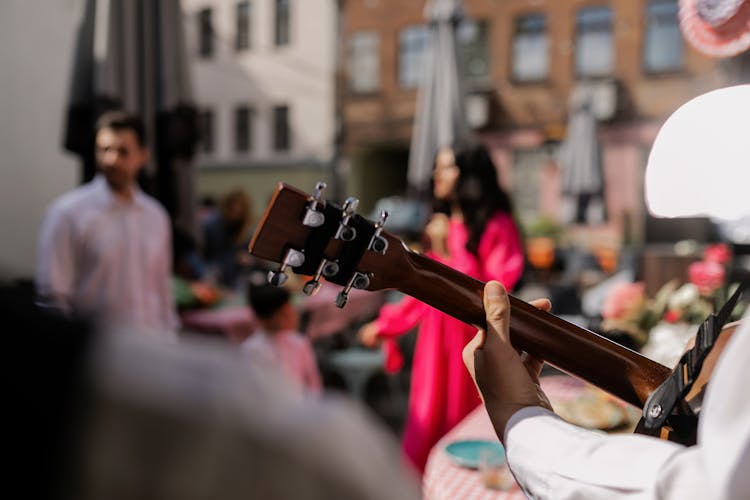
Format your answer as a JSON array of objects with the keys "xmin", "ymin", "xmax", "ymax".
[
  {"xmin": 250, "ymin": 182, "xmax": 672, "ymax": 409},
  {"xmin": 359, "ymin": 241, "xmax": 671, "ymax": 408}
]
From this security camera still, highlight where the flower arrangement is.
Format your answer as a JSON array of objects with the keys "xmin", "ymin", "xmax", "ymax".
[{"xmin": 600, "ymin": 243, "xmax": 744, "ymax": 351}]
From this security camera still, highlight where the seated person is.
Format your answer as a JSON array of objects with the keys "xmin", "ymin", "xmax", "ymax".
[{"xmin": 241, "ymin": 278, "xmax": 322, "ymax": 395}]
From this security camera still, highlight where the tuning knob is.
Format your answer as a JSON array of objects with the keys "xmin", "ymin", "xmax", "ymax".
[
  {"xmin": 267, "ymin": 248, "xmax": 305, "ymax": 287},
  {"xmin": 302, "ymin": 181, "xmax": 327, "ymax": 228},
  {"xmin": 368, "ymin": 210, "xmax": 389, "ymax": 254},
  {"xmin": 335, "ymin": 271, "xmax": 371, "ymax": 309},
  {"xmin": 334, "ymin": 197, "xmax": 359, "ymax": 241},
  {"xmin": 267, "ymin": 270, "xmax": 289, "ymax": 287}
]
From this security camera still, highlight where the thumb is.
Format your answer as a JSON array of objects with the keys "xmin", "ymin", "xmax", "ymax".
[{"xmin": 483, "ymin": 281, "xmax": 511, "ymax": 345}]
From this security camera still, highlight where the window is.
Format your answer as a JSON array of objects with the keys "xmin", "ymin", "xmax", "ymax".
[
  {"xmin": 348, "ymin": 32, "xmax": 380, "ymax": 93},
  {"xmin": 644, "ymin": 0, "xmax": 683, "ymax": 73},
  {"xmin": 512, "ymin": 14, "xmax": 549, "ymax": 82},
  {"xmin": 236, "ymin": 2, "xmax": 251, "ymax": 51},
  {"xmin": 457, "ymin": 19, "xmax": 490, "ymax": 80},
  {"xmin": 198, "ymin": 8, "xmax": 213, "ymax": 58},
  {"xmin": 575, "ymin": 6, "xmax": 613, "ymax": 77},
  {"xmin": 273, "ymin": 105, "xmax": 290, "ymax": 152},
  {"xmin": 234, "ymin": 106, "xmax": 254, "ymax": 153},
  {"xmin": 200, "ymin": 109, "xmax": 214, "ymax": 154},
  {"xmin": 398, "ymin": 25, "xmax": 429, "ymax": 88},
  {"xmin": 274, "ymin": 0, "xmax": 290, "ymax": 46}
]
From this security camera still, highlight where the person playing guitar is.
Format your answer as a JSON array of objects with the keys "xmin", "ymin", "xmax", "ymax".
[{"xmin": 464, "ymin": 85, "xmax": 750, "ymax": 499}]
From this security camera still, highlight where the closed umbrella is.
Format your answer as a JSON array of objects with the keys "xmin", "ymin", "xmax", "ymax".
[
  {"xmin": 64, "ymin": 0, "xmax": 200, "ymax": 238},
  {"xmin": 407, "ymin": 0, "xmax": 471, "ymax": 194},
  {"xmin": 557, "ymin": 92, "xmax": 606, "ymax": 225}
]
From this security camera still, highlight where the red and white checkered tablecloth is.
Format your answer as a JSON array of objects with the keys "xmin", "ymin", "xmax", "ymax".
[{"xmin": 423, "ymin": 375, "xmax": 590, "ymax": 500}]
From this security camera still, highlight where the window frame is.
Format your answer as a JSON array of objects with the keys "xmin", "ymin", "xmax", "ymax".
[
  {"xmin": 236, "ymin": 1, "xmax": 251, "ymax": 51},
  {"xmin": 234, "ymin": 105, "xmax": 254, "ymax": 153},
  {"xmin": 274, "ymin": 0, "xmax": 291, "ymax": 47},
  {"xmin": 397, "ymin": 24, "xmax": 429, "ymax": 89},
  {"xmin": 198, "ymin": 8, "xmax": 214, "ymax": 58},
  {"xmin": 347, "ymin": 31, "xmax": 381, "ymax": 94},
  {"xmin": 457, "ymin": 18, "xmax": 491, "ymax": 82},
  {"xmin": 272, "ymin": 105, "xmax": 291, "ymax": 152},
  {"xmin": 200, "ymin": 109, "xmax": 215, "ymax": 154},
  {"xmin": 510, "ymin": 13, "xmax": 550, "ymax": 83},
  {"xmin": 642, "ymin": 0, "xmax": 684, "ymax": 74},
  {"xmin": 574, "ymin": 5, "xmax": 614, "ymax": 79}
]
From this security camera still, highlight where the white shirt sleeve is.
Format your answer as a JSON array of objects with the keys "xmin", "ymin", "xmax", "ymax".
[
  {"xmin": 504, "ymin": 313, "xmax": 750, "ymax": 500},
  {"xmin": 36, "ymin": 204, "xmax": 76, "ymax": 313}
]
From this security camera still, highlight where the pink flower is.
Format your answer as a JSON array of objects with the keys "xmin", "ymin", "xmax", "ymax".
[
  {"xmin": 703, "ymin": 243, "xmax": 732, "ymax": 264},
  {"xmin": 602, "ymin": 282, "xmax": 645, "ymax": 320},
  {"xmin": 688, "ymin": 260, "xmax": 725, "ymax": 295}
]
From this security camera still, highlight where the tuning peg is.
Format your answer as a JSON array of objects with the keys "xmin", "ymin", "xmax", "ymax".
[
  {"xmin": 304, "ymin": 258, "xmax": 341, "ymax": 296},
  {"xmin": 267, "ymin": 248, "xmax": 305, "ymax": 287},
  {"xmin": 368, "ymin": 210, "xmax": 389, "ymax": 254},
  {"xmin": 334, "ymin": 197, "xmax": 359, "ymax": 241},
  {"xmin": 335, "ymin": 271, "xmax": 371, "ymax": 308},
  {"xmin": 302, "ymin": 181, "xmax": 327, "ymax": 228},
  {"xmin": 302, "ymin": 258, "xmax": 329, "ymax": 296},
  {"xmin": 267, "ymin": 270, "xmax": 288, "ymax": 287}
]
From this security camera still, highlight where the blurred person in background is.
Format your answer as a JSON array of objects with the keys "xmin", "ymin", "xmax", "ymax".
[
  {"xmin": 201, "ymin": 188, "xmax": 256, "ymax": 290},
  {"xmin": 5, "ymin": 276, "xmax": 420, "ymax": 500},
  {"xmin": 463, "ymin": 85, "xmax": 750, "ymax": 499},
  {"xmin": 36, "ymin": 110, "xmax": 178, "ymax": 340},
  {"xmin": 359, "ymin": 142, "xmax": 524, "ymax": 473},
  {"xmin": 241, "ymin": 274, "xmax": 322, "ymax": 395}
]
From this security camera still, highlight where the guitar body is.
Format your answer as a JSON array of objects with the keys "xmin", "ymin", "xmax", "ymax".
[{"xmin": 248, "ymin": 182, "xmax": 731, "ymax": 445}]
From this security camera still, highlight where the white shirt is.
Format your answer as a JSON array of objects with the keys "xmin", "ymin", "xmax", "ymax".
[
  {"xmin": 36, "ymin": 176, "xmax": 178, "ymax": 339},
  {"xmin": 240, "ymin": 328, "xmax": 322, "ymax": 394},
  {"xmin": 504, "ymin": 311, "xmax": 750, "ymax": 499}
]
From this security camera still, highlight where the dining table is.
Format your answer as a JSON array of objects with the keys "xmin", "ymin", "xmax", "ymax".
[
  {"xmin": 422, "ymin": 374, "xmax": 639, "ymax": 499},
  {"xmin": 179, "ymin": 282, "xmax": 384, "ymax": 344}
]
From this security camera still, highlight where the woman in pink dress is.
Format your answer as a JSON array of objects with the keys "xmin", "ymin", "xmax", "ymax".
[{"xmin": 359, "ymin": 143, "xmax": 524, "ymax": 473}]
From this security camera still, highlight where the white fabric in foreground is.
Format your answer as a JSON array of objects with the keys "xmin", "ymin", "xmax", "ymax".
[
  {"xmin": 645, "ymin": 84, "xmax": 750, "ymax": 221},
  {"xmin": 504, "ymin": 310, "xmax": 750, "ymax": 499}
]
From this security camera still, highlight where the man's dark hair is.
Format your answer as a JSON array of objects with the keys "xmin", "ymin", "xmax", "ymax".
[
  {"xmin": 247, "ymin": 281, "xmax": 290, "ymax": 319},
  {"xmin": 96, "ymin": 110, "xmax": 147, "ymax": 147}
]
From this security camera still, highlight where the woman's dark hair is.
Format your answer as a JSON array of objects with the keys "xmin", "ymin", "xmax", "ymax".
[{"xmin": 432, "ymin": 142, "xmax": 514, "ymax": 255}]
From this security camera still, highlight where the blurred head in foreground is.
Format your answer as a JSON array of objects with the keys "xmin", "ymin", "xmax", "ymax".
[{"xmin": 645, "ymin": 84, "xmax": 750, "ymax": 221}]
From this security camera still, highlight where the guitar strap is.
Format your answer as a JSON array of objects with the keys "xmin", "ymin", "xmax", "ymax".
[{"xmin": 641, "ymin": 278, "xmax": 749, "ymax": 437}]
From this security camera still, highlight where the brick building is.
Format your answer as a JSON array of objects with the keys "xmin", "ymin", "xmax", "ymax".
[{"xmin": 341, "ymin": 0, "xmax": 748, "ymax": 245}]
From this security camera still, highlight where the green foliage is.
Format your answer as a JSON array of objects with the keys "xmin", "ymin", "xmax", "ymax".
[{"xmin": 524, "ymin": 215, "xmax": 564, "ymax": 241}]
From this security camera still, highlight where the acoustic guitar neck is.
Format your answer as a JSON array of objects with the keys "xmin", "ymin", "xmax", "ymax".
[
  {"xmin": 250, "ymin": 182, "xmax": 672, "ymax": 409},
  {"xmin": 369, "ymin": 246, "xmax": 671, "ymax": 408}
]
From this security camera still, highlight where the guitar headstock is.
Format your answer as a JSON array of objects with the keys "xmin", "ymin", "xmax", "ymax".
[{"xmin": 248, "ymin": 182, "xmax": 411, "ymax": 307}]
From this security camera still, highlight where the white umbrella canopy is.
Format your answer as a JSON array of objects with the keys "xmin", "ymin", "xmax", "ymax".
[
  {"xmin": 407, "ymin": 0, "xmax": 471, "ymax": 194},
  {"xmin": 64, "ymin": 0, "xmax": 200, "ymax": 237},
  {"xmin": 557, "ymin": 91, "xmax": 606, "ymax": 225}
]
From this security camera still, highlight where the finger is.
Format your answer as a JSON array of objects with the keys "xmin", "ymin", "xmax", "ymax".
[
  {"xmin": 462, "ymin": 329, "xmax": 486, "ymax": 382},
  {"xmin": 529, "ymin": 298, "xmax": 552, "ymax": 312},
  {"xmin": 523, "ymin": 354, "xmax": 545, "ymax": 379},
  {"xmin": 483, "ymin": 281, "xmax": 511, "ymax": 344}
]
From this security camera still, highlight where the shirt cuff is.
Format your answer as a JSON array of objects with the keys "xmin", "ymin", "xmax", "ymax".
[{"xmin": 504, "ymin": 405, "xmax": 558, "ymax": 444}]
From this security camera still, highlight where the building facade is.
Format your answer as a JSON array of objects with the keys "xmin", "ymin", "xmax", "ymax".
[
  {"xmin": 342, "ymin": 0, "xmax": 748, "ymax": 245},
  {"xmin": 182, "ymin": 0, "xmax": 339, "ymax": 217}
]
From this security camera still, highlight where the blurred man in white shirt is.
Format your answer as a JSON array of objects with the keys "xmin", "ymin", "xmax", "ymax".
[{"xmin": 36, "ymin": 110, "xmax": 178, "ymax": 339}]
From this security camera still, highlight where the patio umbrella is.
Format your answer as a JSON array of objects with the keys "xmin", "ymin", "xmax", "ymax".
[
  {"xmin": 407, "ymin": 0, "xmax": 471, "ymax": 194},
  {"xmin": 557, "ymin": 91, "xmax": 606, "ymax": 225},
  {"xmin": 64, "ymin": 0, "xmax": 200, "ymax": 238}
]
